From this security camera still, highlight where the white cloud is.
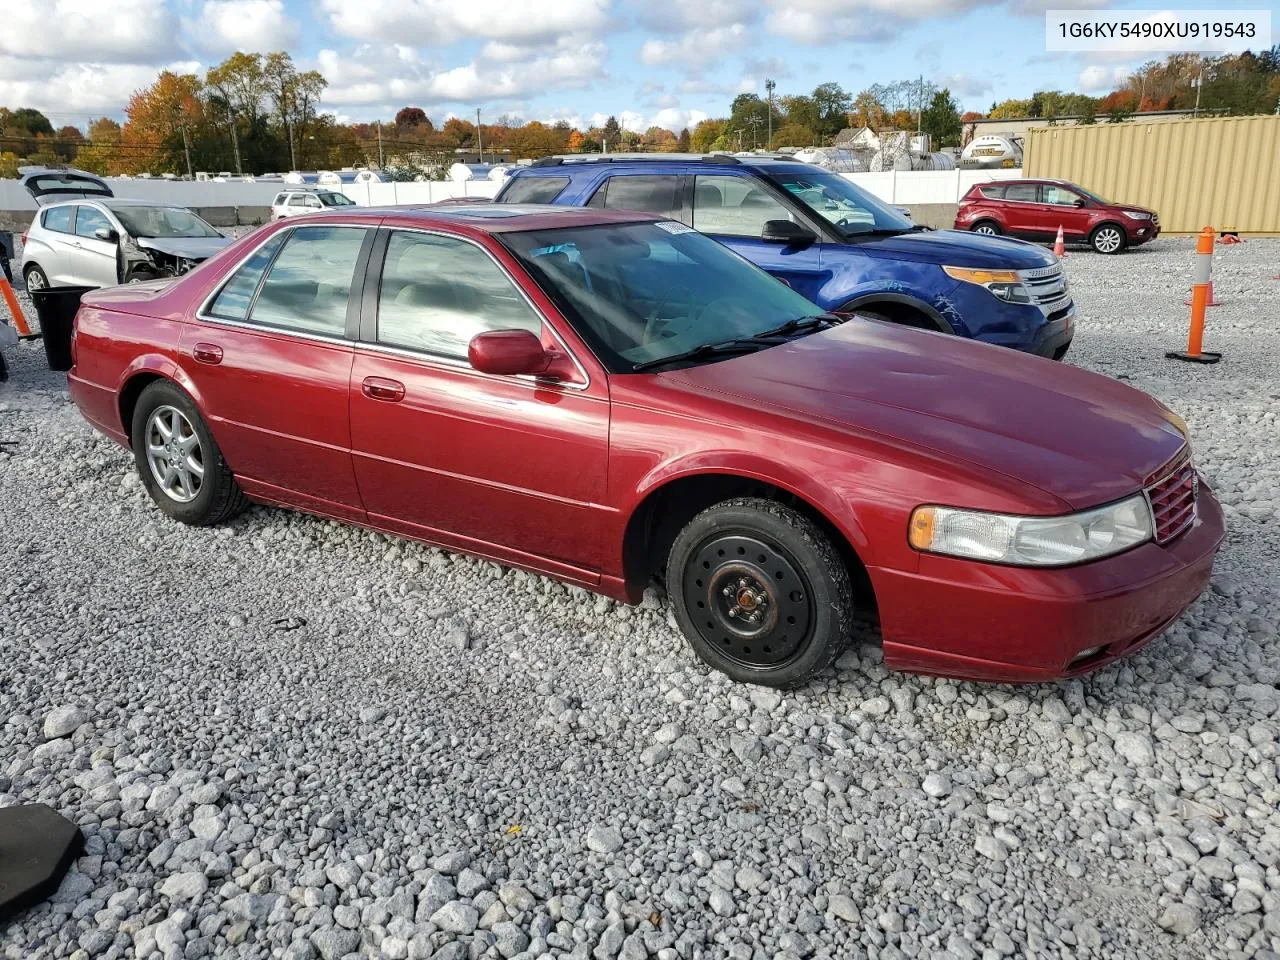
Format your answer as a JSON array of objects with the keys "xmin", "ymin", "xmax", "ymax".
[
  {"xmin": 635, "ymin": 0, "xmax": 758, "ymax": 30},
  {"xmin": 649, "ymin": 107, "xmax": 708, "ymax": 131},
  {"xmin": 1077, "ymin": 64, "xmax": 1131, "ymax": 92},
  {"xmin": 0, "ymin": 56, "xmax": 200, "ymax": 115},
  {"xmin": 192, "ymin": 0, "xmax": 299, "ymax": 54},
  {"xmin": 937, "ymin": 72, "xmax": 992, "ymax": 98},
  {"xmin": 317, "ymin": 40, "xmax": 607, "ymax": 108},
  {"xmin": 0, "ymin": 0, "xmax": 179, "ymax": 63},
  {"xmin": 640, "ymin": 24, "xmax": 747, "ymax": 66},
  {"xmin": 321, "ymin": 0, "xmax": 611, "ymax": 46}
]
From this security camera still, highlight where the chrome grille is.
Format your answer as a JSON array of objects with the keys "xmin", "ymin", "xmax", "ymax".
[
  {"xmin": 1146, "ymin": 455, "xmax": 1197, "ymax": 544},
  {"xmin": 1018, "ymin": 264, "xmax": 1069, "ymax": 306}
]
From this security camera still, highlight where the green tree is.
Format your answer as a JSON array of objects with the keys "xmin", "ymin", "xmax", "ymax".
[
  {"xmin": 0, "ymin": 151, "xmax": 19, "ymax": 178},
  {"xmin": 920, "ymin": 89, "xmax": 961, "ymax": 148},
  {"xmin": 677, "ymin": 128, "xmax": 691, "ymax": 151},
  {"xmin": 811, "ymin": 83, "xmax": 853, "ymax": 140},
  {"xmin": 780, "ymin": 95, "xmax": 820, "ymax": 132},
  {"xmin": 602, "ymin": 115, "xmax": 621, "ymax": 149},
  {"xmin": 770, "ymin": 122, "xmax": 815, "ymax": 148},
  {"xmin": 689, "ymin": 118, "xmax": 726, "ymax": 152}
]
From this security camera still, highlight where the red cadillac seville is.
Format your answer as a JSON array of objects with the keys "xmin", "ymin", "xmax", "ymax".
[{"xmin": 66, "ymin": 205, "xmax": 1223, "ymax": 688}]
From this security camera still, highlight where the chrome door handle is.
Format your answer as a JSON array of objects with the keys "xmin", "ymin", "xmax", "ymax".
[
  {"xmin": 192, "ymin": 343, "xmax": 223, "ymax": 364},
  {"xmin": 362, "ymin": 376, "xmax": 405, "ymax": 402}
]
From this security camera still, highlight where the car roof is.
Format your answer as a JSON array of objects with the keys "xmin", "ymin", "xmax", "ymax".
[
  {"xmin": 362, "ymin": 204, "xmax": 663, "ymax": 233},
  {"xmin": 513, "ymin": 155, "xmax": 821, "ymax": 177}
]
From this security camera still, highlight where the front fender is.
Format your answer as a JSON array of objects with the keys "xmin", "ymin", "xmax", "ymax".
[{"xmin": 630, "ymin": 449, "xmax": 873, "ymax": 556}]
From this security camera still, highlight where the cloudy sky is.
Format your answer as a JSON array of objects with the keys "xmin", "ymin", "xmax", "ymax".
[{"xmin": 0, "ymin": 0, "xmax": 1214, "ymax": 132}]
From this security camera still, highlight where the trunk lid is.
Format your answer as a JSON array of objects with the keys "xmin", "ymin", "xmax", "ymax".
[{"xmin": 19, "ymin": 167, "xmax": 114, "ymax": 206}]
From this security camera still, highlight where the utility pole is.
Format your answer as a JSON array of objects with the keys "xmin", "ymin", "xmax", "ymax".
[
  {"xmin": 476, "ymin": 108, "xmax": 483, "ymax": 163},
  {"xmin": 765, "ymin": 78, "xmax": 775, "ymax": 149},
  {"xmin": 1192, "ymin": 67, "xmax": 1203, "ymax": 118},
  {"xmin": 227, "ymin": 107, "xmax": 242, "ymax": 176},
  {"xmin": 180, "ymin": 121, "xmax": 193, "ymax": 179},
  {"xmin": 377, "ymin": 121, "xmax": 384, "ymax": 168},
  {"xmin": 916, "ymin": 75, "xmax": 924, "ymax": 135}
]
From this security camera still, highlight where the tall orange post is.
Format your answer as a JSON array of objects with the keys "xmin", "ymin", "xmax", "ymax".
[
  {"xmin": 1167, "ymin": 227, "xmax": 1221, "ymax": 364},
  {"xmin": 0, "ymin": 276, "xmax": 33, "ymax": 337}
]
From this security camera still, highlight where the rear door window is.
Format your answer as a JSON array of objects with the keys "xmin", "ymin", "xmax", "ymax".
[
  {"xmin": 42, "ymin": 206, "xmax": 74, "ymax": 234},
  {"xmin": 206, "ymin": 233, "xmax": 288, "ymax": 321},
  {"xmin": 587, "ymin": 176, "xmax": 683, "ymax": 219},
  {"xmin": 979, "ymin": 184, "xmax": 1006, "ymax": 199},
  {"xmin": 499, "ymin": 176, "xmax": 570, "ymax": 204},
  {"xmin": 1004, "ymin": 183, "xmax": 1039, "ymax": 203},
  {"xmin": 248, "ymin": 226, "xmax": 368, "ymax": 336}
]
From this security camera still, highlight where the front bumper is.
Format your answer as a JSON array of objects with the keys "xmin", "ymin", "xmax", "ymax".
[{"xmin": 869, "ymin": 485, "xmax": 1224, "ymax": 683}]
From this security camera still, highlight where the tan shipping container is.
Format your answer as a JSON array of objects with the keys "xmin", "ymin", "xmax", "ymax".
[{"xmin": 1024, "ymin": 116, "xmax": 1280, "ymax": 235}]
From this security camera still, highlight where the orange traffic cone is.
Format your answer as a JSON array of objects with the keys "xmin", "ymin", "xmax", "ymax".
[
  {"xmin": 1052, "ymin": 225, "xmax": 1066, "ymax": 259},
  {"xmin": 0, "ymin": 276, "xmax": 33, "ymax": 337}
]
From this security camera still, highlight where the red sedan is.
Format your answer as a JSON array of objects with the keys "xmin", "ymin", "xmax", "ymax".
[{"xmin": 67, "ymin": 205, "xmax": 1222, "ymax": 687}]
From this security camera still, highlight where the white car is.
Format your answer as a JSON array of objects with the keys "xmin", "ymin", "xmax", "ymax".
[
  {"xmin": 270, "ymin": 189, "xmax": 357, "ymax": 220},
  {"xmin": 18, "ymin": 167, "xmax": 232, "ymax": 289}
]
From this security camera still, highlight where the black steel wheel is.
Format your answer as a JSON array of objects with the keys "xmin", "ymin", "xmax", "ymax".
[{"xmin": 667, "ymin": 498, "xmax": 855, "ymax": 688}]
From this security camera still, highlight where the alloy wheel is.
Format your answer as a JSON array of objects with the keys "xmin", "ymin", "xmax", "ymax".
[
  {"xmin": 681, "ymin": 533, "xmax": 813, "ymax": 670},
  {"xmin": 25, "ymin": 269, "xmax": 45, "ymax": 291},
  {"xmin": 974, "ymin": 224, "xmax": 997, "ymax": 235},
  {"xmin": 1094, "ymin": 228, "xmax": 1123, "ymax": 253},
  {"xmin": 144, "ymin": 405, "xmax": 204, "ymax": 503}
]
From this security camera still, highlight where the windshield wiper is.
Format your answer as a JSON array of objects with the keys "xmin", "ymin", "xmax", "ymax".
[
  {"xmin": 749, "ymin": 314, "xmax": 842, "ymax": 340},
  {"xmin": 631, "ymin": 339, "xmax": 763, "ymax": 372}
]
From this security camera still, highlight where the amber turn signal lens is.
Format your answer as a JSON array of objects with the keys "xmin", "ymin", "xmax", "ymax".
[
  {"xmin": 942, "ymin": 265, "xmax": 1020, "ymax": 285},
  {"xmin": 908, "ymin": 507, "xmax": 936, "ymax": 550}
]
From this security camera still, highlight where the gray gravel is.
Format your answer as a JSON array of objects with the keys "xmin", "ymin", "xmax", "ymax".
[{"xmin": 2, "ymin": 236, "xmax": 1279, "ymax": 960}]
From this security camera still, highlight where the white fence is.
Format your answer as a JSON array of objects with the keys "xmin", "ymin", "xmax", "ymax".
[{"xmin": 0, "ymin": 168, "xmax": 1024, "ymax": 212}]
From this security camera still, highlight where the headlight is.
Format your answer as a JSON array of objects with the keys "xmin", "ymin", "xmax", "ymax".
[
  {"xmin": 1123, "ymin": 212, "xmax": 1151, "ymax": 220},
  {"xmin": 942, "ymin": 265, "xmax": 1031, "ymax": 304},
  {"xmin": 908, "ymin": 495, "xmax": 1153, "ymax": 567}
]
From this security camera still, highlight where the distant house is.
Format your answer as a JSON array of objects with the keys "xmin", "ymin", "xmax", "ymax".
[{"xmin": 834, "ymin": 127, "xmax": 880, "ymax": 151}]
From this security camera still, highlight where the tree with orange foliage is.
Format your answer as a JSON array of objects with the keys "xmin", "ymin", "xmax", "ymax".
[
  {"xmin": 567, "ymin": 129, "xmax": 586, "ymax": 152},
  {"xmin": 123, "ymin": 71, "xmax": 205, "ymax": 174}
]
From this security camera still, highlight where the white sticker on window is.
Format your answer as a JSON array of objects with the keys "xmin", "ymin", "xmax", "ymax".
[{"xmin": 654, "ymin": 220, "xmax": 694, "ymax": 235}]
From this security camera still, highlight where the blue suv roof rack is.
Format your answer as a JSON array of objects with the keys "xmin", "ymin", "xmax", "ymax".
[{"xmin": 531, "ymin": 154, "xmax": 751, "ymax": 167}]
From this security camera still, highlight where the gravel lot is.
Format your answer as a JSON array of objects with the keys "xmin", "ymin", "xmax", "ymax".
[{"xmin": 2, "ymin": 236, "xmax": 1278, "ymax": 960}]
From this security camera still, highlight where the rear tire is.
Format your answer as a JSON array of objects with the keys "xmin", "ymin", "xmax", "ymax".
[
  {"xmin": 131, "ymin": 380, "xmax": 248, "ymax": 526},
  {"xmin": 970, "ymin": 220, "xmax": 1002, "ymax": 236},
  {"xmin": 23, "ymin": 264, "xmax": 48, "ymax": 292},
  {"xmin": 1090, "ymin": 224, "xmax": 1127, "ymax": 254},
  {"xmin": 667, "ymin": 498, "xmax": 855, "ymax": 688}
]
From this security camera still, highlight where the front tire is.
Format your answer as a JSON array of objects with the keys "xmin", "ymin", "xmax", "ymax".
[
  {"xmin": 667, "ymin": 498, "xmax": 855, "ymax": 688},
  {"xmin": 1090, "ymin": 224, "xmax": 1127, "ymax": 254},
  {"xmin": 24, "ymin": 264, "xmax": 48, "ymax": 292},
  {"xmin": 131, "ymin": 380, "xmax": 248, "ymax": 526}
]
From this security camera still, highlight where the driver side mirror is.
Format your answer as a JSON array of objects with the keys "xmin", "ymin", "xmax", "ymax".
[
  {"xmin": 1072, "ymin": 198, "xmax": 1087, "ymax": 208},
  {"xmin": 761, "ymin": 219, "xmax": 816, "ymax": 245},
  {"xmin": 94, "ymin": 226, "xmax": 119, "ymax": 243},
  {"xmin": 468, "ymin": 329, "xmax": 559, "ymax": 378}
]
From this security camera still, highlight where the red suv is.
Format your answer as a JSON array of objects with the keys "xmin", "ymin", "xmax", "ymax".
[{"xmin": 955, "ymin": 178, "xmax": 1159, "ymax": 254}]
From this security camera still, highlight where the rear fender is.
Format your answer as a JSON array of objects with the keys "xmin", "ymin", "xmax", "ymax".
[{"xmin": 116, "ymin": 354, "xmax": 207, "ymax": 436}]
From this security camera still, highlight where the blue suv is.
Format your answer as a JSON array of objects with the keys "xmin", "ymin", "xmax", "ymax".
[{"xmin": 494, "ymin": 155, "xmax": 1075, "ymax": 358}]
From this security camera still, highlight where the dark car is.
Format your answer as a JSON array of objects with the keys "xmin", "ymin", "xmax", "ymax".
[
  {"xmin": 67, "ymin": 205, "xmax": 1220, "ymax": 688},
  {"xmin": 495, "ymin": 155, "xmax": 1075, "ymax": 359},
  {"xmin": 955, "ymin": 178, "xmax": 1160, "ymax": 254}
]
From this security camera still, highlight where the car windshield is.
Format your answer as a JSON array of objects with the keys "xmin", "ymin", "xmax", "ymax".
[
  {"xmin": 319, "ymin": 193, "xmax": 355, "ymax": 207},
  {"xmin": 501, "ymin": 221, "xmax": 830, "ymax": 372},
  {"xmin": 108, "ymin": 205, "xmax": 223, "ymax": 239},
  {"xmin": 767, "ymin": 170, "xmax": 914, "ymax": 237}
]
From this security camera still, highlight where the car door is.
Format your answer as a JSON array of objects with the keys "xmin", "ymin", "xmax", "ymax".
[
  {"xmin": 34, "ymin": 205, "xmax": 78, "ymax": 283},
  {"xmin": 690, "ymin": 174, "xmax": 828, "ymax": 301},
  {"xmin": 70, "ymin": 205, "xmax": 122, "ymax": 287},
  {"xmin": 999, "ymin": 182, "xmax": 1043, "ymax": 238},
  {"xmin": 348, "ymin": 227, "xmax": 611, "ymax": 580},
  {"xmin": 180, "ymin": 223, "xmax": 373, "ymax": 521},
  {"xmin": 1039, "ymin": 183, "xmax": 1092, "ymax": 241}
]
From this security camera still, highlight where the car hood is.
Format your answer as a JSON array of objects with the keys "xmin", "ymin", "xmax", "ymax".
[
  {"xmin": 663, "ymin": 320, "xmax": 1187, "ymax": 511},
  {"xmin": 854, "ymin": 228, "xmax": 1058, "ymax": 269},
  {"xmin": 135, "ymin": 236, "xmax": 232, "ymax": 260}
]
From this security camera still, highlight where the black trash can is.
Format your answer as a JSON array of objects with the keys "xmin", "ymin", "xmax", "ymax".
[{"xmin": 29, "ymin": 286, "xmax": 94, "ymax": 372}]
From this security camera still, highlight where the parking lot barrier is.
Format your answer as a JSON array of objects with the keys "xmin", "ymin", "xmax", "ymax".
[
  {"xmin": 1053, "ymin": 225, "xmax": 1066, "ymax": 259},
  {"xmin": 1167, "ymin": 227, "xmax": 1221, "ymax": 365},
  {"xmin": 0, "ymin": 276, "xmax": 33, "ymax": 338}
]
